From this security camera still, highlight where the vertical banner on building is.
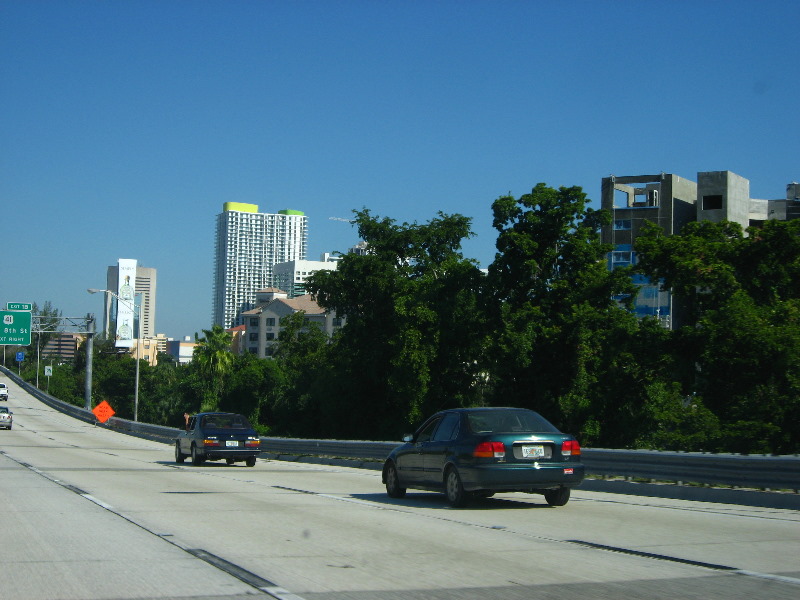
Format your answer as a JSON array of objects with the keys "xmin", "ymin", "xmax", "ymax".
[{"xmin": 116, "ymin": 258, "xmax": 137, "ymax": 348}]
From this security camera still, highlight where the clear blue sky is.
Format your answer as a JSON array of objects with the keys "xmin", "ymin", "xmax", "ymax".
[{"xmin": 2, "ymin": 0, "xmax": 798, "ymax": 340}]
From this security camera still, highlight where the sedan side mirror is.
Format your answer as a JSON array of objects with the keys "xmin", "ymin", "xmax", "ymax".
[{"xmin": 402, "ymin": 434, "xmax": 413, "ymax": 443}]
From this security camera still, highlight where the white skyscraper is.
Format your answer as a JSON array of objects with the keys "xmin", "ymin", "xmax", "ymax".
[{"xmin": 213, "ymin": 202, "xmax": 308, "ymax": 328}]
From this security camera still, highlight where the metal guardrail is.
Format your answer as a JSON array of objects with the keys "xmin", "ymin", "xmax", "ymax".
[
  {"xmin": 3, "ymin": 366, "xmax": 799, "ymax": 493},
  {"xmin": 581, "ymin": 448, "xmax": 800, "ymax": 491}
]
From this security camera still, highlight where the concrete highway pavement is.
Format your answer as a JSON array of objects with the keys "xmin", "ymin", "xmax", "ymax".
[{"xmin": 1, "ymin": 374, "xmax": 799, "ymax": 600}]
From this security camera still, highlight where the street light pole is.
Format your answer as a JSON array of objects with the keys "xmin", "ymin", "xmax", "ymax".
[
  {"xmin": 134, "ymin": 332, "xmax": 140, "ymax": 422},
  {"xmin": 87, "ymin": 288, "xmax": 141, "ymax": 421},
  {"xmin": 84, "ymin": 314, "xmax": 94, "ymax": 411}
]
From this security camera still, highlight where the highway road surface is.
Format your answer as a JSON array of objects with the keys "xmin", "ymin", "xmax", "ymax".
[{"xmin": 1, "ymin": 375, "xmax": 799, "ymax": 600}]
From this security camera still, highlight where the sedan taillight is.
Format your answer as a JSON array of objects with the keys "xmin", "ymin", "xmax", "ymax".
[
  {"xmin": 561, "ymin": 440, "xmax": 581, "ymax": 456},
  {"xmin": 203, "ymin": 437, "xmax": 220, "ymax": 447},
  {"xmin": 245, "ymin": 437, "xmax": 260, "ymax": 448},
  {"xmin": 473, "ymin": 441, "xmax": 505, "ymax": 458}
]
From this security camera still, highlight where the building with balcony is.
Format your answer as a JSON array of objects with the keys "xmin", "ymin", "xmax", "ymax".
[
  {"xmin": 213, "ymin": 203, "xmax": 308, "ymax": 328},
  {"xmin": 242, "ymin": 288, "xmax": 344, "ymax": 358},
  {"xmin": 41, "ymin": 333, "xmax": 85, "ymax": 362}
]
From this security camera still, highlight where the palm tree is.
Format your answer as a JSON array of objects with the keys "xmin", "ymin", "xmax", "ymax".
[{"xmin": 193, "ymin": 325, "xmax": 234, "ymax": 412}]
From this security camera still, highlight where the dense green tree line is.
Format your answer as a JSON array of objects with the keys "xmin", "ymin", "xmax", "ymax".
[{"xmin": 15, "ymin": 184, "xmax": 800, "ymax": 454}]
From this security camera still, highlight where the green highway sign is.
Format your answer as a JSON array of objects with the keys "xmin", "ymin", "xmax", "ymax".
[
  {"xmin": 6, "ymin": 302, "xmax": 32, "ymax": 311},
  {"xmin": 1, "ymin": 310, "xmax": 31, "ymax": 345}
]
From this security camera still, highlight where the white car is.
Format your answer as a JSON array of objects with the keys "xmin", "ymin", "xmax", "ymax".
[
  {"xmin": 0, "ymin": 383, "xmax": 8, "ymax": 401},
  {"xmin": 0, "ymin": 406, "xmax": 11, "ymax": 429}
]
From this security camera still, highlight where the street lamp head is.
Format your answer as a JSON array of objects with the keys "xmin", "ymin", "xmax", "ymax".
[{"xmin": 87, "ymin": 288, "xmax": 108, "ymax": 294}]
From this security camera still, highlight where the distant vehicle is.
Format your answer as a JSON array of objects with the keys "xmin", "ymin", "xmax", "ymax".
[
  {"xmin": 175, "ymin": 412, "xmax": 261, "ymax": 467},
  {"xmin": 0, "ymin": 383, "xmax": 8, "ymax": 401},
  {"xmin": 382, "ymin": 407, "xmax": 584, "ymax": 507},
  {"xmin": 0, "ymin": 406, "xmax": 12, "ymax": 429}
]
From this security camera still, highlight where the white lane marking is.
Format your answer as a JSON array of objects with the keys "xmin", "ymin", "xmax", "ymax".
[
  {"xmin": 81, "ymin": 494, "xmax": 115, "ymax": 510},
  {"xmin": 735, "ymin": 570, "xmax": 800, "ymax": 586}
]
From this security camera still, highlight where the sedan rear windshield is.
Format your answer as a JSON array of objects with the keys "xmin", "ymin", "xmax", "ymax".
[
  {"xmin": 201, "ymin": 414, "xmax": 252, "ymax": 429},
  {"xmin": 467, "ymin": 409, "xmax": 559, "ymax": 434}
]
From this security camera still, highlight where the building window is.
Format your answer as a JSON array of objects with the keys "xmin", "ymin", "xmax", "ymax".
[
  {"xmin": 266, "ymin": 333, "xmax": 275, "ymax": 341},
  {"xmin": 249, "ymin": 333, "xmax": 258, "ymax": 341},
  {"xmin": 333, "ymin": 317, "xmax": 343, "ymax": 327},
  {"xmin": 612, "ymin": 251, "xmax": 632, "ymax": 266},
  {"xmin": 613, "ymin": 219, "xmax": 632, "ymax": 230},
  {"xmin": 249, "ymin": 347, "xmax": 258, "ymax": 354},
  {"xmin": 266, "ymin": 318, "xmax": 276, "ymax": 326},
  {"xmin": 703, "ymin": 195, "xmax": 723, "ymax": 210},
  {"xmin": 250, "ymin": 318, "xmax": 259, "ymax": 326},
  {"xmin": 611, "ymin": 244, "xmax": 634, "ymax": 268}
]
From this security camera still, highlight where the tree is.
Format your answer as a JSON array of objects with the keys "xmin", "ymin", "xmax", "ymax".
[
  {"xmin": 634, "ymin": 220, "xmax": 744, "ymax": 323},
  {"xmin": 223, "ymin": 352, "xmax": 283, "ymax": 433},
  {"xmin": 635, "ymin": 219, "xmax": 800, "ymax": 453},
  {"xmin": 484, "ymin": 183, "xmax": 639, "ymax": 441},
  {"xmin": 193, "ymin": 325, "xmax": 234, "ymax": 412},
  {"xmin": 136, "ymin": 353, "xmax": 190, "ymax": 426},
  {"xmin": 306, "ymin": 208, "xmax": 486, "ymax": 438},
  {"xmin": 693, "ymin": 292, "xmax": 800, "ymax": 453},
  {"xmin": 269, "ymin": 311, "xmax": 333, "ymax": 437}
]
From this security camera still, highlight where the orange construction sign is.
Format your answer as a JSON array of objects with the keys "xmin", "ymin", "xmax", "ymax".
[{"xmin": 92, "ymin": 400, "xmax": 115, "ymax": 423}]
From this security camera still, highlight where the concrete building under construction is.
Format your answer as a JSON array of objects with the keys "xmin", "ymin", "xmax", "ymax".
[{"xmin": 601, "ymin": 171, "xmax": 800, "ymax": 329}]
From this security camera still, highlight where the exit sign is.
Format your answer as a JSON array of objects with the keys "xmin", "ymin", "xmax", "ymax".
[
  {"xmin": 1, "ymin": 310, "xmax": 32, "ymax": 345},
  {"xmin": 7, "ymin": 303, "xmax": 32, "ymax": 311}
]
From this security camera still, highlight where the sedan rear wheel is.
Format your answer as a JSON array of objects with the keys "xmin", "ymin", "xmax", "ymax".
[
  {"xmin": 175, "ymin": 442, "xmax": 185, "ymax": 464},
  {"xmin": 245, "ymin": 456, "xmax": 256, "ymax": 467},
  {"xmin": 445, "ymin": 467, "xmax": 468, "ymax": 508},
  {"xmin": 543, "ymin": 487, "xmax": 570, "ymax": 506},
  {"xmin": 385, "ymin": 462, "xmax": 406, "ymax": 498},
  {"xmin": 191, "ymin": 444, "xmax": 204, "ymax": 466}
]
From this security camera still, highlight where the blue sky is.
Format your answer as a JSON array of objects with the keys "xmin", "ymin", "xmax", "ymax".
[{"xmin": 2, "ymin": 0, "xmax": 798, "ymax": 340}]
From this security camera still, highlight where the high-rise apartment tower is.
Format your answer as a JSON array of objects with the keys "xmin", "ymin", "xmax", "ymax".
[{"xmin": 213, "ymin": 202, "xmax": 308, "ymax": 328}]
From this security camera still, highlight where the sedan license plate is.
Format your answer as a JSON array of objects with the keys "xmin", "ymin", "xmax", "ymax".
[
  {"xmin": 226, "ymin": 440, "xmax": 240, "ymax": 447},
  {"xmin": 522, "ymin": 445, "xmax": 545, "ymax": 458}
]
